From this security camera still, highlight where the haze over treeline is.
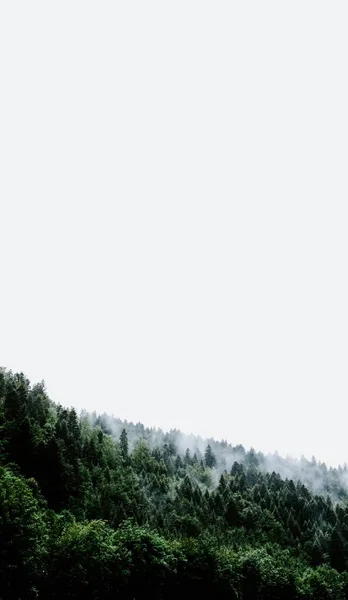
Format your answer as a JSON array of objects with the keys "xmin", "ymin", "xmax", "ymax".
[
  {"xmin": 2, "ymin": 367, "xmax": 348, "ymax": 599},
  {"xmin": 88, "ymin": 411, "xmax": 348, "ymax": 503}
]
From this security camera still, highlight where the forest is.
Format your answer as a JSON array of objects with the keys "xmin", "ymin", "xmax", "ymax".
[{"xmin": 1, "ymin": 368, "xmax": 348, "ymax": 599}]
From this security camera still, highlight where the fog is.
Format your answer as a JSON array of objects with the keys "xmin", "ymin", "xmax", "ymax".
[{"xmin": 86, "ymin": 410, "xmax": 348, "ymax": 502}]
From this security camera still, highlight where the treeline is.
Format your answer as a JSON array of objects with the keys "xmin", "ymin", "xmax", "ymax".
[
  {"xmin": 91, "ymin": 412, "xmax": 348, "ymax": 503},
  {"xmin": 1, "ymin": 368, "xmax": 348, "ymax": 599}
]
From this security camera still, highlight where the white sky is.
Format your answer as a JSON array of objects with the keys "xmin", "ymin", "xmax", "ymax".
[{"xmin": 1, "ymin": 2, "xmax": 348, "ymax": 467}]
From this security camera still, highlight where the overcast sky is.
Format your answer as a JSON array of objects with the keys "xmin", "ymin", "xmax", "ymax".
[{"xmin": 1, "ymin": 2, "xmax": 348, "ymax": 467}]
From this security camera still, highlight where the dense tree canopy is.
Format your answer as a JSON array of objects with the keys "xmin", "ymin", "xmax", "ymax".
[{"xmin": 1, "ymin": 367, "xmax": 348, "ymax": 599}]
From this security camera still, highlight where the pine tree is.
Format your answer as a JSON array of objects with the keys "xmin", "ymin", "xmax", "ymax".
[
  {"xmin": 120, "ymin": 429, "xmax": 129, "ymax": 461},
  {"xmin": 204, "ymin": 444, "xmax": 216, "ymax": 468},
  {"xmin": 184, "ymin": 448, "xmax": 191, "ymax": 464}
]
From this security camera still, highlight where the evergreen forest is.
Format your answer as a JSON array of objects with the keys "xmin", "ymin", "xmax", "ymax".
[{"xmin": 2, "ymin": 368, "xmax": 348, "ymax": 599}]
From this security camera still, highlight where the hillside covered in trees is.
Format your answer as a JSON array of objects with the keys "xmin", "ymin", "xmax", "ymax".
[{"xmin": 1, "ymin": 368, "xmax": 348, "ymax": 599}]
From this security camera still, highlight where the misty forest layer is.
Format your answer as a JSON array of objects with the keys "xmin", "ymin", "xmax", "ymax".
[{"xmin": 1, "ymin": 369, "xmax": 348, "ymax": 599}]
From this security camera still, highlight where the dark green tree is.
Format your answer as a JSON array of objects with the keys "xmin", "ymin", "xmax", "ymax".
[
  {"xmin": 120, "ymin": 428, "xmax": 129, "ymax": 461},
  {"xmin": 204, "ymin": 444, "xmax": 216, "ymax": 468}
]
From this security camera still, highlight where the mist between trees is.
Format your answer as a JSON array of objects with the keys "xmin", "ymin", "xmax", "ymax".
[
  {"xmin": 2, "ymin": 367, "xmax": 348, "ymax": 600},
  {"xmin": 88, "ymin": 410, "xmax": 348, "ymax": 502}
]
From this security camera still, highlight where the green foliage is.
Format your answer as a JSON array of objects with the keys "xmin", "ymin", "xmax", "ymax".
[
  {"xmin": 299, "ymin": 565, "xmax": 344, "ymax": 600},
  {"xmin": 48, "ymin": 519, "xmax": 121, "ymax": 599},
  {"xmin": 2, "ymin": 367, "xmax": 348, "ymax": 598},
  {"xmin": 0, "ymin": 466, "xmax": 49, "ymax": 599}
]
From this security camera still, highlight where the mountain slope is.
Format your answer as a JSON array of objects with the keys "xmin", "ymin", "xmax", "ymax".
[{"xmin": 1, "ymin": 367, "xmax": 348, "ymax": 600}]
